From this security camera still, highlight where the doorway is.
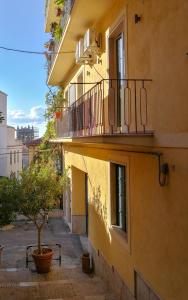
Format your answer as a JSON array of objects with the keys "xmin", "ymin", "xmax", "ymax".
[{"xmin": 109, "ymin": 20, "xmax": 126, "ymax": 130}]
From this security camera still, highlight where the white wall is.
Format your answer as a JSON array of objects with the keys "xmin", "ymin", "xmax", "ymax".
[
  {"xmin": 0, "ymin": 91, "xmax": 8, "ymax": 177},
  {"xmin": 7, "ymin": 126, "xmax": 22, "ymax": 178},
  {"xmin": 0, "ymin": 91, "xmax": 23, "ymax": 178}
]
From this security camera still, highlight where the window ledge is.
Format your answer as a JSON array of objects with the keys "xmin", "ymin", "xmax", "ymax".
[{"xmin": 109, "ymin": 225, "xmax": 130, "ymax": 253}]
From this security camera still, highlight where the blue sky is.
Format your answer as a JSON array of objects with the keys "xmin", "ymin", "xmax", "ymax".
[{"xmin": 0, "ymin": 0, "xmax": 50, "ymax": 136}]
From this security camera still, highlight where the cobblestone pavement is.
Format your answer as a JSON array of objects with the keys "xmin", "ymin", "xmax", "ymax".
[{"xmin": 0, "ymin": 211, "xmax": 116, "ymax": 300}]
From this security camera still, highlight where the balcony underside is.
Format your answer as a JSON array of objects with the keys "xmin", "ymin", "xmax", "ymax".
[{"xmin": 47, "ymin": 0, "xmax": 116, "ymax": 85}]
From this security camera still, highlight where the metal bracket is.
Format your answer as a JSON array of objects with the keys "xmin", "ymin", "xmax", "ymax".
[{"xmin": 26, "ymin": 243, "xmax": 62, "ymax": 268}]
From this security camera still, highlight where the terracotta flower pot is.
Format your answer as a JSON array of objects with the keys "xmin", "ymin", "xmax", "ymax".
[
  {"xmin": 55, "ymin": 7, "xmax": 62, "ymax": 17},
  {"xmin": 32, "ymin": 248, "xmax": 53, "ymax": 273},
  {"xmin": 54, "ymin": 111, "xmax": 62, "ymax": 119},
  {"xmin": 82, "ymin": 253, "xmax": 92, "ymax": 274}
]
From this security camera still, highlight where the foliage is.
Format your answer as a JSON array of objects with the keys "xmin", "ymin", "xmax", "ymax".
[
  {"xmin": 54, "ymin": 24, "xmax": 63, "ymax": 41},
  {"xmin": 0, "ymin": 111, "xmax": 4, "ymax": 123},
  {"xmin": 45, "ymin": 87, "xmax": 67, "ymax": 120},
  {"xmin": 39, "ymin": 120, "xmax": 56, "ymax": 150},
  {"xmin": 50, "ymin": 22, "xmax": 62, "ymax": 41},
  {"xmin": 0, "ymin": 177, "xmax": 20, "ymax": 226},
  {"xmin": 55, "ymin": 0, "xmax": 64, "ymax": 6},
  {"xmin": 18, "ymin": 160, "xmax": 67, "ymax": 253}
]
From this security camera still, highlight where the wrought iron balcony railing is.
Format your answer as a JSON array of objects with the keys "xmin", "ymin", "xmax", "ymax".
[{"xmin": 55, "ymin": 79, "xmax": 153, "ymax": 138}]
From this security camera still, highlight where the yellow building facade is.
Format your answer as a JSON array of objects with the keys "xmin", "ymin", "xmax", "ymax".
[{"xmin": 45, "ymin": 1, "xmax": 188, "ymax": 299}]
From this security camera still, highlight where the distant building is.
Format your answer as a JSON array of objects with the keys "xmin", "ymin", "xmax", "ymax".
[
  {"xmin": 22, "ymin": 144, "xmax": 29, "ymax": 169},
  {"xmin": 26, "ymin": 138, "xmax": 42, "ymax": 165},
  {"xmin": 16, "ymin": 125, "xmax": 39, "ymax": 143},
  {"xmin": 0, "ymin": 91, "xmax": 22, "ymax": 178}
]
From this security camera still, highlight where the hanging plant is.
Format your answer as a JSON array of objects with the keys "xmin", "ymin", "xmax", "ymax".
[
  {"xmin": 44, "ymin": 39, "xmax": 55, "ymax": 51},
  {"xmin": 50, "ymin": 22, "xmax": 58, "ymax": 36},
  {"xmin": 55, "ymin": 7, "xmax": 63, "ymax": 17},
  {"xmin": 54, "ymin": 24, "xmax": 63, "ymax": 41},
  {"xmin": 55, "ymin": 0, "xmax": 64, "ymax": 6}
]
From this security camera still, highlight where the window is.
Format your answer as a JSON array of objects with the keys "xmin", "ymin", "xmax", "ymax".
[
  {"xmin": 111, "ymin": 163, "xmax": 127, "ymax": 232},
  {"xmin": 17, "ymin": 151, "xmax": 19, "ymax": 163},
  {"xmin": 10, "ymin": 151, "xmax": 12, "ymax": 165},
  {"xmin": 109, "ymin": 20, "xmax": 126, "ymax": 128},
  {"xmin": 14, "ymin": 151, "xmax": 16, "ymax": 164}
]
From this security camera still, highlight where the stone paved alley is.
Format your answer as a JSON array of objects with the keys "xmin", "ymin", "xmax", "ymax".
[{"xmin": 0, "ymin": 211, "xmax": 116, "ymax": 300}]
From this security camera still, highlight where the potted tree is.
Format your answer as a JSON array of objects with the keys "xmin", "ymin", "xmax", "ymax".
[{"xmin": 18, "ymin": 160, "xmax": 66, "ymax": 273}]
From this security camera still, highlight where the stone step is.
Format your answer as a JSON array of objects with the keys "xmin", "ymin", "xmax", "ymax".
[{"xmin": 0, "ymin": 267, "xmax": 116, "ymax": 300}]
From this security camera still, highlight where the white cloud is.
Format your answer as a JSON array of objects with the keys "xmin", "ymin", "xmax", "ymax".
[{"xmin": 7, "ymin": 106, "xmax": 47, "ymax": 137}]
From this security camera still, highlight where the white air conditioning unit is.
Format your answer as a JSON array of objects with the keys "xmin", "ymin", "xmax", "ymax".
[
  {"xmin": 75, "ymin": 39, "xmax": 85, "ymax": 64},
  {"xmin": 75, "ymin": 38, "xmax": 95, "ymax": 65},
  {"xmin": 83, "ymin": 28, "xmax": 101, "ymax": 55}
]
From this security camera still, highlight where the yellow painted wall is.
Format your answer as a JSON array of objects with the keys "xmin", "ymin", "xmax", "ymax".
[
  {"xmin": 64, "ymin": 144, "xmax": 188, "ymax": 300},
  {"xmin": 60, "ymin": 0, "xmax": 188, "ymax": 148},
  {"xmin": 71, "ymin": 166, "xmax": 85, "ymax": 215},
  {"xmin": 47, "ymin": 0, "xmax": 188, "ymax": 299}
]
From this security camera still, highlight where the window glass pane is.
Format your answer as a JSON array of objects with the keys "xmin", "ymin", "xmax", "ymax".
[
  {"xmin": 111, "ymin": 163, "xmax": 127, "ymax": 232},
  {"xmin": 116, "ymin": 164, "xmax": 126, "ymax": 231}
]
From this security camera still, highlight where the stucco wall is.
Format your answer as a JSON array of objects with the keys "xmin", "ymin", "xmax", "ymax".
[
  {"xmin": 61, "ymin": 0, "xmax": 188, "ymax": 148},
  {"xmin": 64, "ymin": 144, "xmax": 188, "ymax": 300}
]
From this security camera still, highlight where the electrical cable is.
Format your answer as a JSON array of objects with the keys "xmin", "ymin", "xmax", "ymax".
[
  {"xmin": 92, "ymin": 65, "xmax": 104, "ymax": 80},
  {"xmin": 0, "ymin": 46, "xmax": 75, "ymax": 55}
]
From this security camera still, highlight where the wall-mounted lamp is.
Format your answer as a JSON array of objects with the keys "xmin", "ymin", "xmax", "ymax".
[{"xmin": 135, "ymin": 14, "xmax": 141, "ymax": 24}]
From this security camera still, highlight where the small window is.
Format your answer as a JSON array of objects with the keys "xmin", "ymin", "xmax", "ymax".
[
  {"xmin": 111, "ymin": 163, "xmax": 127, "ymax": 232},
  {"xmin": 17, "ymin": 151, "xmax": 19, "ymax": 163},
  {"xmin": 10, "ymin": 151, "xmax": 12, "ymax": 165},
  {"xmin": 14, "ymin": 151, "xmax": 16, "ymax": 164}
]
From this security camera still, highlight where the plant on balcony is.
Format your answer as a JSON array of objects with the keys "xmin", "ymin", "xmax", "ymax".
[
  {"xmin": 55, "ymin": 7, "xmax": 63, "ymax": 17},
  {"xmin": 45, "ymin": 87, "xmax": 67, "ymax": 120},
  {"xmin": 50, "ymin": 22, "xmax": 58, "ymax": 35},
  {"xmin": 53, "ymin": 24, "xmax": 63, "ymax": 41},
  {"xmin": 44, "ymin": 39, "xmax": 55, "ymax": 51},
  {"xmin": 55, "ymin": 0, "xmax": 64, "ymax": 5}
]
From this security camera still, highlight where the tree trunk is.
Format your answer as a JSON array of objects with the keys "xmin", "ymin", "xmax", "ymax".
[{"xmin": 37, "ymin": 227, "xmax": 42, "ymax": 254}]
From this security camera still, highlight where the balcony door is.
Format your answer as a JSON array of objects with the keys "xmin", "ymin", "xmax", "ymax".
[
  {"xmin": 109, "ymin": 20, "xmax": 126, "ymax": 132},
  {"xmin": 116, "ymin": 33, "xmax": 125, "ymax": 127}
]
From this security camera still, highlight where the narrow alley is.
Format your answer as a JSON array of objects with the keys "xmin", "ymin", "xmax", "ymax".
[{"xmin": 0, "ymin": 211, "xmax": 116, "ymax": 300}]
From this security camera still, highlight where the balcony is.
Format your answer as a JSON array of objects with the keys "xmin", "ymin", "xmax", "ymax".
[
  {"xmin": 55, "ymin": 79, "xmax": 153, "ymax": 139},
  {"xmin": 47, "ymin": 0, "xmax": 74, "ymax": 78},
  {"xmin": 46, "ymin": 0, "xmax": 116, "ymax": 85}
]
